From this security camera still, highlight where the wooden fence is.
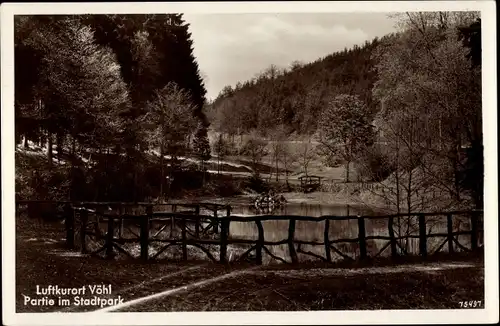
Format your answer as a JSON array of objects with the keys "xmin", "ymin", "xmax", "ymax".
[
  {"xmin": 299, "ymin": 175, "xmax": 322, "ymax": 193},
  {"xmin": 16, "ymin": 201, "xmax": 483, "ymax": 265}
]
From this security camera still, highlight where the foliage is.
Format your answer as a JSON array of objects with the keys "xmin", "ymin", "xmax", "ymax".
[
  {"xmin": 268, "ymin": 125, "xmax": 289, "ymax": 181},
  {"xmin": 354, "ymin": 145, "xmax": 396, "ymax": 182},
  {"xmin": 458, "ymin": 18, "xmax": 481, "ymax": 68},
  {"xmin": 213, "ymin": 134, "xmax": 229, "ymax": 174},
  {"xmin": 246, "ymin": 173, "xmax": 270, "ymax": 194},
  {"xmin": 319, "ymin": 94, "xmax": 374, "ymax": 182},
  {"xmin": 368, "ymin": 11, "xmax": 481, "ymax": 213},
  {"xmin": 15, "ymin": 15, "xmax": 208, "ymax": 202},
  {"xmin": 193, "ymin": 122, "xmax": 212, "ymax": 163},
  {"xmin": 142, "ymin": 83, "xmax": 196, "ymax": 157},
  {"xmin": 296, "ymin": 137, "xmax": 317, "ymax": 177},
  {"xmin": 240, "ymin": 134, "xmax": 268, "ymax": 176}
]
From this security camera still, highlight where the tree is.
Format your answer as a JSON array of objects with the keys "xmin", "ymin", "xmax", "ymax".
[
  {"xmin": 193, "ymin": 122, "xmax": 212, "ymax": 185},
  {"xmin": 20, "ymin": 18, "xmax": 129, "ymax": 153},
  {"xmin": 213, "ymin": 133, "xmax": 229, "ymax": 174},
  {"xmin": 142, "ymin": 82, "xmax": 197, "ymax": 199},
  {"xmin": 458, "ymin": 18, "xmax": 482, "ymax": 209},
  {"xmin": 319, "ymin": 95, "xmax": 374, "ymax": 182},
  {"xmin": 458, "ymin": 18, "xmax": 481, "ymax": 68},
  {"xmin": 372, "ymin": 12, "xmax": 481, "ymax": 209},
  {"xmin": 279, "ymin": 141, "xmax": 297, "ymax": 190},
  {"xmin": 268, "ymin": 125, "xmax": 288, "ymax": 182},
  {"xmin": 296, "ymin": 136, "xmax": 317, "ymax": 177},
  {"xmin": 15, "ymin": 16, "xmax": 134, "ymax": 201},
  {"xmin": 241, "ymin": 132, "xmax": 268, "ymax": 177}
]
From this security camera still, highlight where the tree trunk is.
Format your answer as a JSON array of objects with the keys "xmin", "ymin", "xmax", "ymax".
[
  {"xmin": 69, "ymin": 136, "xmax": 76, "ymax": 201},
  {"xmin": 405, "ymin": 169, "xmax": 412, "ymax": 252},
  {"xmin": 167, "ymin": 164, "xmax": 173, "ymax": 201},
  {"xmin": 438, "ymin": 116, "xmax": 443, "ymax": 150},
  {"xmin": 47, "ymin": 132, "xmax": 53, "ymax": 166},
  {"xmin": 395, "ymin": 136, "xmax": 401, "ymax": 252},
  {"xmin": 453, "ymin": 139, "xmax": 461, "ymax": 202},
  {"xmin": 345, "ymin": 161, "xmax": 350, "ymax": 183},
  {"xmin": 202, "ymin": 161, "xmax": 206, "ymax": 186},
  {"xmin": 160, "ymin": 144, "xmax": 164, "ymax": 200},
  {"xmin": 133, "ymin": 167, "xmax": 138, "ymax": 202},
  {"xmin": 407, "ymin": 170, "xmax": 412, "ymax": 216},
  {"xmin": 275, "ymin": 155, "xmax": 279, "ymax": 182},
  {"xmin": 105, "ymin": 148, "xmax": 110, "ymax": 200},
  {"xmin": 71, "ymin": 138, "xmax": 76, "ymax": 161},
  {"xmin": 56, "ymin": 133, "xmax": 63, "ymax": 162}
]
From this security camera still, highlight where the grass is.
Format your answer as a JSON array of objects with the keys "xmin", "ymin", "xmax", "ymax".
[{"xmin": 119, "ymin": 264, "xmax": 484, "ymax": 312}]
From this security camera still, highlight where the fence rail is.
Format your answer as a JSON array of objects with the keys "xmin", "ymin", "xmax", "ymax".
[{"xmin": 16, "ymin": 200, "xmax": 483, "ymax": 265}]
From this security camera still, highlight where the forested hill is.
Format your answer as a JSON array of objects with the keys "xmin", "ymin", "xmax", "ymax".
[{"xmin": 206, "ymin": 35, "xmax": 395, "ymax": 136}]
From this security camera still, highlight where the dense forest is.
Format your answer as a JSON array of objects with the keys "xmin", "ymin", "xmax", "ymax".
[
  {"xmin": 15, "ymin": 14, "xmax": 211, "ymax": 202},
  {"xmin": 206, "ymin": 36, "xmax": 385, "ymax": 136}
]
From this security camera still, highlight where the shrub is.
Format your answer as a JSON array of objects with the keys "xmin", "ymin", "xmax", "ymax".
[
  {"xmin": 245, "ymin": 173, "xmax": 269, "ymax": 193},
  {"xmin": 355, "ymin": 147, "xmax": 396, "ymax": 182}
]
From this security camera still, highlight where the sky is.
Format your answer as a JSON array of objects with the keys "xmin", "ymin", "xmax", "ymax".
[{"xmin": 184, "ymin": 13, "xmax": 399, "ymax": 100}]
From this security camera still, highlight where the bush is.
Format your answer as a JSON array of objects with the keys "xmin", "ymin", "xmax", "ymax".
[
  {"xmin": 205, "ymin": 175, "xmax": 242, "ymax": 197},
  {"xmin": 245, "ymin": 173, "xmax": 269, "ymax": 193},
  {"xmin": 16, "ymin": 154, "xmax": 71, "ymax": 201},
  {"xmin": 355, "ymin": 147, "xmax": 396, "ymax": 182}
]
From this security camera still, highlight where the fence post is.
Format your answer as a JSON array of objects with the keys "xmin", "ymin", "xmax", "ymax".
[
  {"xmin": 447, "ymin": 214, "xmax": 454, "ymax": 253},
  {"xmin": 288, "ymin": 218, "xmax": 298, "ymax": 264},
  {"xmin": 418, "ymin": 214, "xmax": 427, "ymax": 257},
  {"xmin": 170, "ymin": 204, "xmax": 176, "ymax": 237},
  {"xmin": 213, "ymin": 209, "xmax": 219, "ymax": 234},
  {"xmin": 255, "ymin": 220, "xmax": 264, "ymax": 265},
  {"xmin": 226, "ymin": 206, "xmax": 231, "ymax": 239},
  {"xmin": 118, "ymin": 204, "xmax": 123, "ymax": 238},
  {"xmin": 80, "ymin": 209, "xmax": 88, "ymax": 254},
  {"xmin": 324, "ymin": 219, "xmax": 332, "ymax": 262},
  {"xmin": 388, "ymin": 217, "xmax": 397, "ymax": 258},
  {"xmin": 220, "ymin": 219, "xmax": 229, "ymax": 264},
  {"xmin": 181, "ymin": 216, "xmax": 187, "ymax": 261},
  {"xmin": 64, "ymin": 204, "xmax": 74, "ymax": 249},
  {"xmin": 358, "ymin": 216, "xmax": 367, "ymax": 260},
  {"xmin": 94, "ymin": 206, "xmax": 103, "ymax": 240},
  {"xmin": 470, "ymin": 211, "xmax": 478, "ymax": 251},
  {"xmin": 141, "ymin": 206, "xmax": 152, "ymax": 261},
  {"xmin": 195, "ymin": 205, "xmax": 200, "ymax": 238},
  {"xmin": 106, "ymin": 215, "xmax": 114, "ymax": 259}
]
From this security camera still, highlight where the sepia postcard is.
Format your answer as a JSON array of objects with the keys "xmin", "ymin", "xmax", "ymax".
[{"xmin": 1, "ymin": 1, "xmax": 498, "ymax": 325}]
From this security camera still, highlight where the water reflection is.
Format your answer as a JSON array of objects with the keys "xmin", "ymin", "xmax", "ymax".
[
  {"xmin": 226, "ymin": 203, "xmax": 470, "ymax": 264},
  {"xmin": 230, "ymin": 202, "xmax": 374, "ymax": 217}
]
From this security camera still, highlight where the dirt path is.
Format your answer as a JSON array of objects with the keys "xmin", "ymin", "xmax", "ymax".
[
  {"xmin": 91, "ymin": 260, "xmax": 481, "ymax": 312},
  {"xmin": 93, "ymin": 266, "xmax": 263, "ymax": 313}
]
